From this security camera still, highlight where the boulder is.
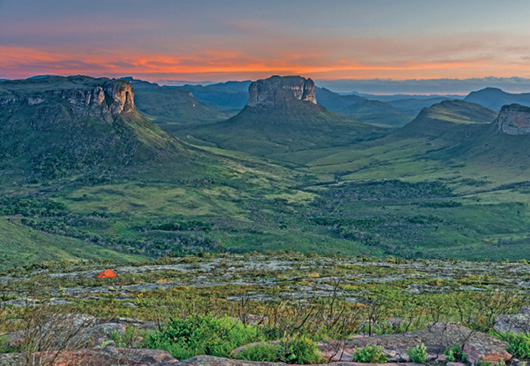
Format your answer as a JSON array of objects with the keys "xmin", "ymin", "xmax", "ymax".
[
  {"xmin": 494, "ymin": 306, "xmax": 530, "ymax": 334},
  {"xmin": 0, "ymin": 347, "xmax": 177, "ymax": 366}
]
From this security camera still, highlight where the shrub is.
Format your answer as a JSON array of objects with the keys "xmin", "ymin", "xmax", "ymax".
[
  {"xmin": 407, "ymin": 343, "xmax": 427, "ymax": 363},
  {"xmin": 236, "ymin": 336, "xmax": 323, "ymax": 364},
  {"xmin": 144, "ymin": 314, "xmax": 262, "ymax": 360},
  {"xmin": 445, "ymin": 343, "xmax": 467, "ymax": 362},
  {"xmin": 353, "ymin": 345, "xmax": 388, "ymax": 363},
  {"xmin": 236, "ymin": 343, "xmax": 282, "ymax": 362},
  {"xmin": 474, "ymin": 359, "xmax": 505, "ymax": 366},
  {"xmin": 500, "ymin": 332, "xmax": 530, "ymax": 359},
  {"xmin": 280, "ymin": 335, "xmax": 324, "ymax": 364}
]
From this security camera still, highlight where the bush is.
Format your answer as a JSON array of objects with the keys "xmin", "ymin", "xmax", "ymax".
[
  {"xmin": 144, "ymin": 314, "xmax": 262, "ymax": 360},
  {"xmin": 237, "ymin": 343, "xmax": 282, "ymax": 362},
  {"xmin": 236, "ymin": 336, "xmax": 323, "ymax": 364},
  {"xmin": 500, "ymin": 332, "xmax": 530, "ymax": 359},
  {"xmin": 353, "ymin": 345, "xmax": 388, "ymax": 363},
  {"xmin": 407, "ymin": 343, "xmax": 427, "ymax": 363},
  {"xmin": 474, "ymin": 359, "xmax": 505, "ymax": 366},
  {"xmin": 445, "ymin": 343, "xmax": 467, "ymax": 362}
]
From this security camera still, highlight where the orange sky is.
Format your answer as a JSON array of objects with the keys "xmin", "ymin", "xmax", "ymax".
[{"xmin": 2, "ymin": 1, "xmax": 530, "ymax": 84}]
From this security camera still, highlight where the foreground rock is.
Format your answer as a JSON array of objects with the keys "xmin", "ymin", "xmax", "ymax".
[
  {"xmin": 495, "ymin": 306, "xmax": 530, "ymax": 334},
  {"xmin": 320, "ymin": 323, "xmax": 511, "ymax": 365},
  {"xmin": 0, "ymin": 348, "xmax": 177, "ymax": 366},
  {"xmin": 176, "ymin": 355, "xmax": 418, "ymax": 366}
]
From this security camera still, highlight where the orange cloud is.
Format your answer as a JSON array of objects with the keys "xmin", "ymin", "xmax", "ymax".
[{"xmin": 1, "ymin": 40, "xmax": 530, "ymax": 82}]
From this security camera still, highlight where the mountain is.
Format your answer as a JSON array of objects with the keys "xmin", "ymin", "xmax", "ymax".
[
  {"xmin": 398, "ymin": 100, "xmax": 497, "ymax": 139},
  {"xmin": 122, "ymin": 78, "xmax": 226, "ymax": 132},
  {"xmin": 0, "ymin": 76, "xmax": 188, "ymax": 181},
  {"xmin": 385, "ymin": 96, "xmax": 458, "ymax": 114},
  {"xmin": 183, "ymin": 75, "xmax": 382, "ymax": 156},
  {"xmin": 315, "ymin": 87, "xmax": 413, "ymax": 127},
  {"xmin": 464, "ymin": 87, "xmax": 530, "ymax": 111},
  {"xmin": 171, "ymin": 81, "xmax": 251, "ymax": 114}
]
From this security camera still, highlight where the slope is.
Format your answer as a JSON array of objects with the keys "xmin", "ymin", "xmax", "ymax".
[
  {"xmin": 125, "ymin": 78, "xmax": 227, "ymax": 131},
  {"xmin": 315, "ymin": 87, "xmax": 414, "ymax": 127},
  {"xmin": 0, "ymin": 218, "xmax": 143, "ymax": 271}
]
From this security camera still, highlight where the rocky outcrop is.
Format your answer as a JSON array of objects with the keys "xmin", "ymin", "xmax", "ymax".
[
  {"xmin": 0, "ymin": 348, "xmax": 178, "ymax": 366},
  {"xmin": 496, "ymin": 104, "xmax": 530, "ymax": 135},
  {"xmin": 247, "ymin": 75, "xmax": 317, "ymax": 108},
  {"xmin": 319, "ymin": 323, "xmax": 511, "ymax": 365},
  {"xmin": 495, "ymin": 305, "xmax": 530, "ymax": 334}
]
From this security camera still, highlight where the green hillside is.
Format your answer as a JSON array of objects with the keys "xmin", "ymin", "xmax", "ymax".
[
  {"xmin": 0, "ymin": 218, "xmax": 143, "ymax": 271},
  {"xmin": 127, "ymin": 78, "xmax": 227, "ymax": 132},
  {"xmin": 3, "ymin": 75, "xmax": 530, "ymax": 270}
]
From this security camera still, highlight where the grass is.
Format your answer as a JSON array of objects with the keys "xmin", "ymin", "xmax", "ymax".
[{"xmin": 0, "ymin": 218, "xmax": 143, "ymax": 271}]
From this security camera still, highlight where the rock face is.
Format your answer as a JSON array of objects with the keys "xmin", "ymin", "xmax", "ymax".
[
  {"xmin": 496, "ymin": 104, "xmax": 530, "ymax": 135},
  {"xmin": 0, "ymin": 76, "xmax": 136, "ymax": 123},
  {"xmin": 247, "ymin": 75, "xmax": 317, "ymax": 108},
  {"xmin": 495, "ymin": 305, "xmax": 530, "ymax": 334}
]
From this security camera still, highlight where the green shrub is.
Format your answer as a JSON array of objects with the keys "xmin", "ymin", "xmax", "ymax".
[
  {"xmin": 500, "ymin": 332, "xmax": 530, "ymax": 359},
  {"xmin": 280, "ymin": 335, "xmax": 324, "ymax": 364},
  {"xmin": 474, "ymin": 359, "xmax": 505, "ymax": 366},
  {"xmin": 353, "ymin": 345, "xmax": 388, "ymax": 363},
  {"xmin": 236, "ymin": 343, "xmax": 282, "ymax": 362},
  {"xmin": 445, "ymin": 343, "xmax": 467, "ymax": 362},
  {"xmin": 407, "ymin": 343, "xmax": 427, "ymax": 363},
  {"xmin": 144, "ymin": 314, "xmax": 262, "ymax": 360},
  {"xmin": 236, "ymin": 336, "xmax": 323, "ymax": 364}
]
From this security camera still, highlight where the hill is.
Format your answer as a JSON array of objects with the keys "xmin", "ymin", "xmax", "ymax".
[
  {"xmin": 398, "ymin": 99, "xmax": 497, "ymax": 138},
  {"xmin": 124, "ymin": 78, "xmax": 226, "ymax": 132},
  {"xmin": 315, "ymin": 87, "xmax": 414, "ymax": 127},
  {"xmin": 0, "ymin": 76, "xmax": 189, "ymax": 182},
  {"xmin": 464, "ymin": 87, "xmax": 530, "ymax": 111},
  {"xmin": 183, "ymin": 76, "xmax": 383, "ymax": 156}
]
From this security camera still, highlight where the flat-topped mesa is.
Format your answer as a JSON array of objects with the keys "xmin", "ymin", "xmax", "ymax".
[
  {"xmin": 247, "ymin": 75, "xmax": 317, "ymax": 108},
  {"xmin": 496, "ymin": 104, "xmax": 530, "ymax": 135},
  {"xmin": 0, "ymin": 76, "xmax": 136, "ymax": 121}
]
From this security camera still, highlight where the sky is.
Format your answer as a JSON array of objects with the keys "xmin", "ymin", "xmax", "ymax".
[{"xmin": 3, "ymin": 0, "xmax": 530, "ymax": 93}]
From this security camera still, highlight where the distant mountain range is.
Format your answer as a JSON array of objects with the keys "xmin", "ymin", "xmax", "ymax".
[
  {"xmin": 123, "ymin": 78, "xmax": 227, "ymax": 132},
  {"xmin": 464, "ymin": 87, "xmax": 530, "ymax": 111}
]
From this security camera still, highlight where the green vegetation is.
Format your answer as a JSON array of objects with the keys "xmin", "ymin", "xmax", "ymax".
[
  {"xmin": 445, "ymin": 343, "xmax": 467, "ymax": 362},
  {"xmin": 353, "ymin": 345, "xmax": 389, "ymax": 363},
  {"xmin": 236, "ymin": 336, "xmax": 323, "ymax": 364},
  {"xmin": 3, "ymin": 76, "xmax": 530, "ymax": 270},
  {"xmin": 501, "ymin": 332, "xmax": 530, "ymax": 359},
  {"xmin": 144, "ymin": 314, "xmax": 262, "ymax": 360},
  {"xmin": 407, "ymin": 343, "xmax": 428, "ymax": 363}
]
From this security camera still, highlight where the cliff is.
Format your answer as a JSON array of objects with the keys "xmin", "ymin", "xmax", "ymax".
[
  {"xmin": 0, "ymin": 76, "xmax": 136, "ymax": 121},
  {"xmin": 496, "ymin": 104, "xmax": 530, "ymax": 135},
  {"xmin": 247, "ymin": 75, "xmax": 317, "ymax": 108}
]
